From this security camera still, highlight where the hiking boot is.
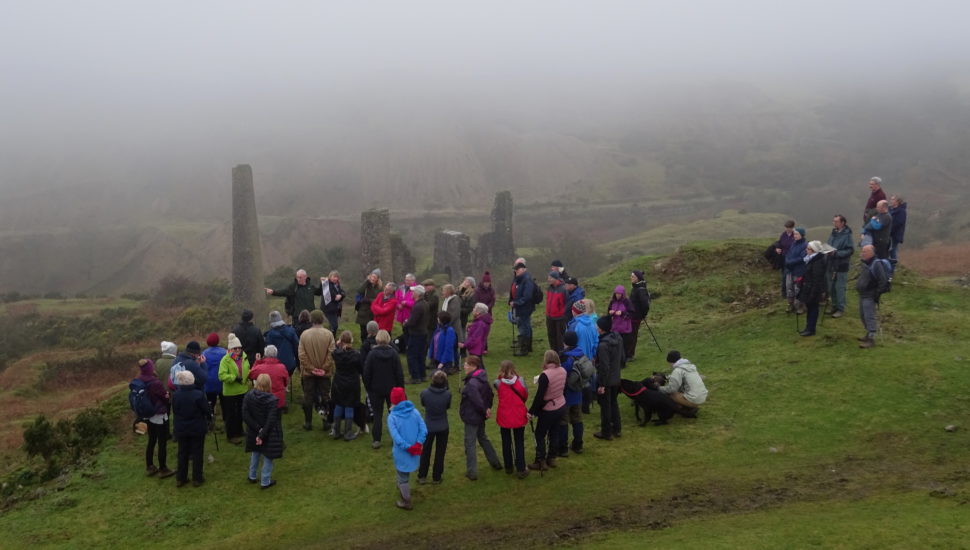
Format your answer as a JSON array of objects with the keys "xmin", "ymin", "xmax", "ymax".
[
  {"xmin": 372, "ymin": 440, "xmax": 382, "ymax": 449},
  {"xmin": 680, "ymin": 406, "xmax": 699, "ymax": 418},
  {"xmin": 546, "ymin": 456, "xmax": 557, "ymax": 468},
  {"xmin": 331, "ymin": 420, "xmax": 343, "ymax": 440},
  {"xmin": 516, "ymin": 470, "xmax": 530, "ymax": 479},
  {"xmin": 303, "ymin": 422, "xmax": 312, "ymax": 431},
  {"xmin": 593, "ymin": 431, "xmax": 612, "ymax": 441},
  {"xmin": 799, "ymin": 330, "xmax": 815, "ymax": 337},
  {"xmin": 145, "ymin": 465, "xmax": 158, "ymax": 477},
  {"xmin": 343, "ymin": 421, "xmax": 359, "ymax": 441},
  {"xmin": 831, "ymin": 310, "xmax": 844, "ymax": 318},
  {"xmin": 570, "ymin": 442, "xmax": 584, "ymax": 454},
  {"xmin": 505, "ymin": 466, "xmax": 514, "ymax": 475},
  {"xmin": 527, "ymin": 460, "xmax": 548, "ymax": 471},
  {"xmin": 857, "ymin": 335, "xmax": 870, "ymax": 342},
  {"xmin": 176, "ymin": 480, "xmax": 188, "ymax": 488},
  {"xmin": 192, "ymin": 478, "xmax": 205, "ymax": 487},
  {"xmin": 557, "ymin": 449, "xmax": 569, "ymax": 458},
  {"xmin": 157, "ymin": 467, "xmax": 175, "ymax": 479},
  {"xmin": 260, "ymin": 480, "xmax": 277, "ymax": 490},
  {"xmin": 859, "ymin": 337, "xmax": 875, "ymax": 349},
  {"xmin": 417, "ymin": 477, "xmax": 428, "ymax": 485},
  {"xmin": 490, "ymin": 462, "xmax": 503, "ymax": 471},
  {"xmin": 465, "ymin": 472, "xmax": 478, "ymax": 481},
  {"xmin": 396, "ymin": 499, "xmax": 413, "ymax": 511}
]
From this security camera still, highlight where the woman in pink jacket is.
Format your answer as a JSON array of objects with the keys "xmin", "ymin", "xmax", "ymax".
[{"xmin": 494, "ymin": 360, "xmax": 529, "ymax": 479}]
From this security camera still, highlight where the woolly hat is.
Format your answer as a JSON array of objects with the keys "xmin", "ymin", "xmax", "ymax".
[
  {"xmin": 564, "ymin": 330, "xmax": 578, "ymax": 348},
  {"xmin": 632, "ymin": 270, "xmax": 645, "ymax": 282},
  {"xmin": 227, "ymin": 333, "xmax": 242, "ymax": 350},
  {"xmin": 309, "ymin": 309, "xmax": 325, "ymax": 325},
  {"xmin": 138, "ymin": 358, "xmax": 155, "ymax": 377},
  {"xmin": 807, "ymin": 240, "xmax": 824, "ymax": 253},
  {"xmin": 269, "ymin": 310, "xmax": 284, "ymax": 327},
  {"xmin": 572, "ymin": 300, "xmax": 587, "ymax": 315},
  {"xmin": 596, "ymin": 316, "xmax": 612, "ymax": 332},
  {"xmin": 795, "ymin": 227, "xmax": 807, "ymax": 238},
  {"xmin": 241, "ymin": 309, "xmax": 254, "ymax": 322},
  {"xmin": 613, "ymin": 285, "xmax": 626, "ymax": 295},
  {"xmin": 421, "ymin": 278, "xmax": 436, "ymax": 286},
  {"xmin": 390, "ymin": 387, "xmax": 407, "ymax": 406},
  {"xmin": 548, "ymin": 270, "xmax": 562, "ymax": 280},
  {"xmin": 185, "ymin": 341, "xmax": 202, "ymax": 354},
  {"xmin": 551, "ymin": 260, "xmax": 564, "ymax": 268},
  {"xmin": 160, "ymin": 341, "xmax": 177, "ymax": 356},
  {"xmin": 205, "ymin": 333, "xmax": 219, "ymax": 347},
  {"xmin": 565, "ymin": 276, "xmax": 578, "ymax": 286},
  {"xmin": 482, "ymin": 271, "xmax": 491, "ymax": 283},
  {"xmin": 666, "ymin": 350, "xmax": 682, "ymax": 363},
  {"xmin": 371, "ymin": 268, "xmax": 382, "ymax": 278},
  {"xmin": 514, "ymin": 262, "xmax": 527, "ymax": 270}
]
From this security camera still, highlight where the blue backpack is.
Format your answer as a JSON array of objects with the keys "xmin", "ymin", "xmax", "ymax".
[{"xmin": 129, "ymin": 379, "xmax": 157, "ymax": 419}]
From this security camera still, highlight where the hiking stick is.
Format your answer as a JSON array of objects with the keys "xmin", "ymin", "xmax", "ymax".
[
  {"xmin": 528, "ymin": 417, "xmax": 542, "ymax": 477},
  {"xmin": 211, "ymin": 422, "xmax": 220, "ymax": 452},
  {"xmin": 795, "ymin": 307, "xmax": 800, "ymax": 333},
  {"xmin": 642, "ymin": 320, "xmax": 662, "ymax": 352}
]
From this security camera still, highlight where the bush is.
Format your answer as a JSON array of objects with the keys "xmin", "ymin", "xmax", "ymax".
[
  {"xmin": 151, "ymin": 275, "xmax": 231, "ymax": 308},
  {"xmin": 21, "ymin": 405, "xmax": 115, "ymax": 481}
]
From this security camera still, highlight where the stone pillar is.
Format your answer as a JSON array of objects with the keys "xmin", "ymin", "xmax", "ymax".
[
  {"xmin": 231, "ymin": 164, "xmax": 266, "ymax": 322},
  {"xmin": 361, "ymin": 209, "xmax": 393, "ymax": 279},
  {"xmin": 390, "ymin": 233, "xmax": 416, "ymax": 280},
  {"xmin": 433, "ymin": 230, "xmax": 474, "ymax": 282},
  {"xmin": 477, "ymin": 190, "xmax": 516, "ymax": 269}
]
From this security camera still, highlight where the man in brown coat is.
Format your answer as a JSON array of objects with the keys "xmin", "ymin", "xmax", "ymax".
[{"xmin": 298, "ymin": 309, "xmax": 335, "ymax": 431}]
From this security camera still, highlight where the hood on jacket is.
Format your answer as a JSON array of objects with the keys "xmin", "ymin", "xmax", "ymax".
[
  {"xmin": 498, "ymin": 375, "xmax": 519, "ymax": 386},
  {"xmin": 672, "ymin": 358, "xmax": 698, "ymax": 373},
  {"xmin": 475, "ymin": 312, "xmax": 494, "ymax": 326},
  {"xmin": 426, "ymin": 385, "xmax": 449, "ymax": 395},
  {"xmin": 368, "ymin": 345, "xmax": 399, "ymax": 361},
  {"xmin": 465, "ymin": 368, "xmax": 489, "ymax": 384},
  {"xmin": 390, "ymin": 400, "xmax": 416, "ymax": 417},
  {"xmin": 572, "ymin": 314, "xmax": 595, "ymax": 327},
  {"xmin": 249, "ymin": 388, "xmax": 278, "ymax": 406},
  {"xmin": 332, "ymin": 346, "xmax": 359, "ymax": 361}
]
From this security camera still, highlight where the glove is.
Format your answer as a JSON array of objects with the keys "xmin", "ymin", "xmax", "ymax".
[{"xmin": 407, "ymin": 443, "xmax": 423, "ymax": 456}]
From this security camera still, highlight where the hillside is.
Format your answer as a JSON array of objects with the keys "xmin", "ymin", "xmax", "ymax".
[{"xmin": 1, "ymin": 241, "xmax": 969, "ymax": 548}]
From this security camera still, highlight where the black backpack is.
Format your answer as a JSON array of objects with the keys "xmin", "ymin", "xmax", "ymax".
[
  {"xmin": 531, "ymin": 277, "xmax": 544, "ymax": 305},
  {"xmin": 129, "ymin": 379, "xmax": 157, "ymax": 419},
  {"xmin": 566, "ymin": 355, "xmax": 595, "ymax": 392}
]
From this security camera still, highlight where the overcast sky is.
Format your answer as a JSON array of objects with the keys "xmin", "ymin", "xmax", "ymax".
[{"xmin": 1, "ymin": 0, "xmax": 968, "ymax": 191}]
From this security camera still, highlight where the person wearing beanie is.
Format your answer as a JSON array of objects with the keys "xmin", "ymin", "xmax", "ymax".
[
  {"xmin": 232, "ymin": 309, "xmax": 265, "ymax": 368},
  {"xmin": 298, "ymin": 310, "xmax": 336, "ymax": 432},
  {"xmin": 155, "ymin": 341, "xmax": 178, "ymax": 389},
  {"xmin": 243, "ymin": 373, "xmax": 283, "ymax": 489},
  {"xmin": 249, "ymin": 344, "xmax": 290, "ymax": 411},
  {"xmin": 508, "ymin": 263, "xmax": 537, "ymax": 356},
  {"xmin": 363, "ymin": 330, "xmax": 405, "ymax": 449},
  {"xmin": 360, "ymin": 320, "xmax": 380, "ymax": 365},
  {"xmin": 657, "ymin": 350, "xmax": 707, "ymax": 416},
  {"xmin": 387, "ymin": 386, "xmax": 427, "ymax": 510},
  {"xmin": 593, "ymin": 315, "xmax": 623, "ymax": 440},
  {"xmin": 167, "ymin": 341, "xmax": 207, "ymax": 394},
  {"xmin": 795, "ymin": 240, "xmax": 831, "ymax": 337},
  {"xmin": 265, "ymin": 269, "xmax": 320, "ymax": 323},
  {"xmin": 550, "ymin": 259, "xmax": 569, "ymax": 281},
  {"xmin": 527, "ymin": 351, "xmax": 567, "ymax": 472},
  {"xmin": 556, "ymin": 331, "xmax": 586, "ymax": 456},
  {"xmin": 628, "ymin": 271, "xmax": 651, "ymax": 360},
  {"xmin": 135, "ymin": 358, "xmax": 174, "ymax": 479},
  {"xmin": 774, "ymin": 220, "xmax": 798, "ymax": 299},
  {"xmin": 564, "ymin": 276, "xmax": 585, "ymax": 323},
  {"xmin": 607, "ymin": 285, "xmax": 635, "ymax": 360},
  {"xmin": 493, "ymin": 360, "xmax": 529, "ymax": 479},
  {"xmin": 460, "ymin": 356, "xmax": 502, "ymax": 480},
  {"xmin": 218, "ymin": 334, "xmax": 251, "ymax": 444},
  {"xmin": 418, "ymin": 370, "xmax": 452, "ymax": 484},
  {"xmin": 473, "ymin": 272, "xmax": 496, "ymax": 313},
  {"xmin": 264, "ymin": 310, "xmax": 300, "ymax": 384},
  {"xmin": 784, "ymin": 227, "xmax": 809, "ymax": 313},
  {"xmin": 545, "ymin": 270, "xmax": 569, "ymax": 352},
  {"xmin": 330, "ymin": 330, "xmax": 363, "ymax": 440},
  {"xmin": 355, "ymin": 270, "xmax": 383, "ymax": 342},
  {"xmin": 202, "ymin": 333, "xmax": 227, "ymax": 420},
  {"xmin": 320, "ymin": 270, "xmax": 346, "ymax": 334}
]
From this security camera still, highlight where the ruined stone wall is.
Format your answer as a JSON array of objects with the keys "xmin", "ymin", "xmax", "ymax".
[
  {"xmin": 389, "ymin": 232, "xmax": 416, "ymax": 281},
  {"xmin": 433, "ymin": 230, "xmax": 474, "ymax": 281},
  {"xmin": 360, "ymin": 209, "xmax": 393, "ymax": 278},
  {"xmin": 231, "ymin": 164, "xmax": 267, "ymax": 322},
  {"xmin": 476, "ymin": 190, "xmax": 515, "ymax": 269}
]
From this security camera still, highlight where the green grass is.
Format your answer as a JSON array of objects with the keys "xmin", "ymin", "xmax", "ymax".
[{"xmin": 2, "ymin": 240, "xmax": 969, "ymax": 549}]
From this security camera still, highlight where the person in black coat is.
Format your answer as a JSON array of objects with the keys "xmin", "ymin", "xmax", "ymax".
[
  {"xmin": 628, "ymin": 270, "xmax": 651, "ymax": 360},
  {"xmin": 232, "ymin": 309, "xmax": 265, "ymax": 367},
  {"xmin": 797, "ymin": 241, "xmax": 830, "ymax": 337},
  {"xmin": 331, "ymin": 331, "xmax": 363, "ymax": 441},
  {"xmin": 320, "ymin": 271, "xmax": 347, "ymax": 334},
  {"xmin": 362, "ymin": 330, "xmax": 405, "ymax": 449},
  {"xmin": 243, "ymin": 374, "xmax": 283, "ymax": 488},
  {"xmin": 171, "ymin": 370, "xmax": 211, "ymax": 487}
]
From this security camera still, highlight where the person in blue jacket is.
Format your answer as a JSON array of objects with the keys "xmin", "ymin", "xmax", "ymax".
[
  {"xmin": 264, "ymin": 310, "xmax": 300, "ymax": 377},
  {"xmin": 784, "ymin": 227, "xmax": 808, "ymax": 313},
  {"xmin": 889, "ymin": 196, "xmax": 907, "ymax": 265},
  {"xmin": 427, "ymin": 311, "xmax": 457, "ymax": 374},
  {"xmin": 509, "ymin": 262, "xmax": 537, "ymax": 356},
  {"xmin": 201, "ymin": 333, "xmax": 227, "ymax": 418},
  {"xmin": 387, "ymin": 387, "xmax": 427, "ymax": 510}
]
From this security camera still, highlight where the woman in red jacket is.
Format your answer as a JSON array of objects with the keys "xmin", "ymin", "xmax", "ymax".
[
  {"xmin": 494, "ymin": 360, "xmax": 529, "ymax": 479},
  {"xmin": 370, "ymin": 282, "xmax": 400, "ymax": 334}
]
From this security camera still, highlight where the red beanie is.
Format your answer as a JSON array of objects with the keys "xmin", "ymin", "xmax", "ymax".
[
  {"xmin": 482, "ymin": 271, "xmax": 491, "ymax": 283},
  {"xmin": 390, "ymin": 387, "xmax": 407, "ymax": 405},
  {"xmin": 206, "ymin": 333, "xmax": 220, "ymax": 347}
]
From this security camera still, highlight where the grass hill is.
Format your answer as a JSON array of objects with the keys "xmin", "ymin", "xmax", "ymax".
[{"xmin": 1, "ymin": 240, "xmax": 969, "ymax": 548}]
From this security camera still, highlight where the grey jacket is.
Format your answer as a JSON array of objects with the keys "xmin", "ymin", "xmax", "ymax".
[
  {"xmin": 827, "ymin": 226, "xmax": 854, "ymax": 273},
  {"xmin": 419, "ymin": 385, "xmax": 451, "ymax": 432},
  {"xmin": 659, "ymin": 358, "xmax": 708, "ymax": 405}
]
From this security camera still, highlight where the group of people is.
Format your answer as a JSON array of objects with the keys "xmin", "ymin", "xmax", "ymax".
[
  {"xmin": 769, "ymin": 176, "xmax": 905, "ymax": 347},
  {"xmin": 131, "ymin": 256, "xmax": 703, "ymax": 508}
]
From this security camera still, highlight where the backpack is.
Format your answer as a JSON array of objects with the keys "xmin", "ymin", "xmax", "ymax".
[
  {"xmin": 128, "ymin": 379, "xmax": 157, "ymax": 419},
  {"xmin": 168, "ymin": 361, "xmax": 187, "ymax": 388},
  {"xmin": 566, "ymin": 355, "xmax": 595, "ymax": 392},
  {"xmin": 531, "ymin": 277, "xmax": 544, "ymax": 305},
  {"xmin": 870, "ymin": 258, "xmax": 894, "ymax": 294}
]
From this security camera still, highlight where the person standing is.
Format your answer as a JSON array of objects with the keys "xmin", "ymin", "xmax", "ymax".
[
  {"xmin": 856, "ymin": 245, "xmax": 891, "ymax": 349},
  {"xmin": 459, "ymin": 356, "xmax": 502, "ymax": 480},
  {"xmin": 137, "ymin": 359, "xmax": 174, "ymax": 478},
  {"xmin": 331, "ymin": 331, "xmax": 363, "ymax": 441},
  {"xmin": 422, "ymin": 279, "xmax": 440, "ymax": 335},
  {"xmin": 457, "ymin": 277, "xmax": 477, "ymax": 335},
  {"xmin": 232, "ymin": 309, "xmax": 265, "ymax": 368},
  {"xmin": 155, "ymin": 341, "xmax": 178, "ymax": 388},
  {"xmin": 864, "ymin": 200, "xmax": 893, "ymax": 260},
  {"xmin": 418, "ymin": 371, "xmax": 451, "ymax": 484},
  {"xmin": 355, "ymin": 269, "xmax": 383, "ymax": 342},
  {"xmin": 403, "ymin": 285, "xmax": 429, "ymax": 384},
  {"xmin": 494, "ymin": 360, "xmax": 529, "ymax": 478},
  {"xmin": 774, "ymin": 220, "xmax": 797, "ymax": 297},
  {"xmin": 371, "ymin": 282, "xmax": 399, "ymax": 334},
  {"xmin": 826, "ymin": 215, "xmax": 854, "ymax": 318},
  {"xmin": 387, "ymin": 387, "xmax": 427, "ymax": 510},
  {"xmin": 593, "ymin": 316, "xmax": 623, "ymax": 441},
  {"xmin": 265, "ymin": 269, "xmax": 319, "ymax": 323},
  {"xmin": 563, "ymin": 277, "xmax": 585, "ymax": 324},
  {"xmin": 460, "ymin": 303, "xmax": 492, "ymax": 363},
  {"xmin": 243, "ymin": 373, "xmax": 283, "ymax": 489},
  {"xmin": 171, "ymin": 370, "xmax": 211, "ymax": 488},
  {"xmin": 527, "ymin": 351, "xmax": 567, "ymax": 471},
  {"xmin": 395, "ymin": 274, "xmax": 417, "ymax": 348},
  {"xmin": 473, "ymin": 272, "xmax": 496, "ymax": 313},
  {"xmin": 607, "ymin": 285, "xmax": 635, "ymax": 360},
  {"xmin": 509, "ymin": 262, "xmax": 537, "ymax": 356},
  {"xmin": 168, "ymin": 341, "xmax": 208, "ymax": 392},
  {"xmin": 441, "ymin": 284, "xmax": 464, "ymax": 352},
  {"xmin": 628, "ymin": 271, "xmax": 651, "ymax": 359},
  {"xmin": 201, "ymin": 333, "xmax": 227, "ymax": 420},
  {"xmin": 797, "ymin": 241, "xmax": 830, "ymax": 337},
  {"xmin": 557, "ymin": 331, "xmax": 586, "ymax": 456},
  {"xmin": 319, "ymin": 270, "xmax": 346, "ymax": 334},
  {"xmin": 863, "ymin": 177, "xmax": 887, "ymax": 225},
  {"xmin": 297, "ymin": 310, "xmax": 336, "ymax": 431},
  {"xmin": 248, "ymin": 345, "xmax": 289, "ymax": 411},
  {"xmin": 218, "ymin": 334, "xmax": 250, "ymax": 444},
  {"xmin": 545, "ymin": 271, "xmax": 569, "ymax": 353},
  {"xmin": 264, "ymin": 311, "xmax": 300, "ymax": 379},
  {"xmin": 428, "ymin": 312, "xmax": 457, "ymax": 374},
  {"xmin": 784, "ymin": 228, "xmax": 809, "ymax": 313},
  {"xmin": 889, "ymin": 196, "xmax": 907, "ymax": 265},
  {"xmin": 363, "ymin": 330, "xmax": 405, "ymax": 449}
]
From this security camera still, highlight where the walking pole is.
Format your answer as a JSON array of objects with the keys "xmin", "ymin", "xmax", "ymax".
[
  {"xmin": 795, "ymin": 306, "xmax": 800, "ymax": 333},
  {"xmin": 528, "ymin": 416, "xmax": 542, "ymax": 478},
  {"xmin": 211, "ymin": 421, "xmax": 220, "ymax": 452},
  {"xmin": 642, "ymin": 319, "xmax": 662, "ymax": 352}
]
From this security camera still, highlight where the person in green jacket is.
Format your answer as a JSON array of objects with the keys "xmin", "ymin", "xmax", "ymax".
[
  {"xmin": 826, "ymin": 215, "xmax": 854, "ymax": 318},
  {"xmin": 219, "ymin": 333, "xmax": 251, "ymax": 445}
]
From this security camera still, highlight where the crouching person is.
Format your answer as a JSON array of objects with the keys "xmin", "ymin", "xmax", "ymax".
[
  {"xmin": 172, "ymin": 370, "xmax": 212, "ymax": 487},
  {"xmin": 243, "ymin": 373, "xmax": 283, "ymax": 489},
  {"xmin": 387, "ymin": 387, "xmax": 427, "ymax": 510},
  {"xmin": 656, "ymin": 350, "xmax": 708, "ymax": 417}
]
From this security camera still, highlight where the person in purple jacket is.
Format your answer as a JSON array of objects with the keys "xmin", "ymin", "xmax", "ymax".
[
  {"xmin": 137, "ymin": 359, "xmax": 174, "ymax": 479},
  {"xmin": 607, "ymin": 285, "xmax": 634, "ymax": 361},
  {"xmin": 459, "ymin": 303, "xmax": 492, "ymax": 365}
]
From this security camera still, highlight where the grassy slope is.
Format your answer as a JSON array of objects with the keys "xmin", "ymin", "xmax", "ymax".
[{"xmin": 2, "ymin": 240, "xmax": 969, "ymax": 549}]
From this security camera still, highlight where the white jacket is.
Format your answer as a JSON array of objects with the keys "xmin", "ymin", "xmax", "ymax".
[{"xmin": 659, "ymin": 358, "xmax": 708, "ymax": 405}]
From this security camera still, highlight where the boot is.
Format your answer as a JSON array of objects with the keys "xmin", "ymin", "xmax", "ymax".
[
  {"xmin": 332, "ymin": 418, "xmax": 344, "ymax": 440},
  {"xmin": 302, "ymin": 406, "xmax": 313, "ymax": 431},
  {"xmin": 546, "ymin": 455, "xmax": 557, "ymax": 468},
  {"xmin": 396, "ymin": 482, "xmax": 413, "ymax": 510},
  {"xmin": 343, "ymin": 419, "xmax": 359, "ymax": 441},
  {"xmin": 513, "ymin": 336, "xmax": 529, "ymax": 356},
  {"xmin": 859, "ymin": 337, "xmax": 875, "ymax": 349},
  {"xmin": 527, "ymin": 459, "xmax": 548, "ymax": 471}
]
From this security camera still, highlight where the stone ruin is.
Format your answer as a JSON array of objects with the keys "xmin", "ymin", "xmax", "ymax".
[
  {"xmin": 360, "ymin": 209, "xmax": 416, "ymax": 280},
  {"xmin": 231, "ymin": 164, "xmax": 267, "ymax": 322},
  {"xmin": 432, "ymin": 230, "xmax": 474, "ymax": 281}
]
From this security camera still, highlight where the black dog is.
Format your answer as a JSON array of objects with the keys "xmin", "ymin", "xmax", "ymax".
[{"xmin": 619, "ymin": 377, "xmax": 678, "ymax": 426}]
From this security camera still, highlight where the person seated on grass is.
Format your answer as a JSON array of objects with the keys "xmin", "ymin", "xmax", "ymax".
[
  {"xmin": 656, "ymin": 350, "xmax": 708, "ymax": 417},
  {"xmin": 387, "ymin": 387, "xmax": 427, "ymax": 510}
]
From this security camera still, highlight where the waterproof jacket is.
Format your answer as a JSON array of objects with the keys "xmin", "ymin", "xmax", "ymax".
[
  {"xmin": 856, "ymin": 258, "xmax": 890, "ymax": 300},
  {"xmin": 154, "ymin": 354, "xmax": 176, "ymax": 390},
  {"xmin": 890, "ymin": 202, "xmax": 907, "ymax": 245},
  {"xmin": 168, "ymin": 352, "xmax": 207, "ymax": 392},
  {"xmin": 219, "ymin": 352, "xmax": 252, "ymax": 397},
  {"xmin": 458, "ymin": 286, "xmax": 475, "ymax": 327},
  {"xmin": 607, "ymin": 289, "xmax": 634, "ymax": 334},
  {"xmin": 320, "ymin": 279, "xmax": 345, "ymax": 316},
  {"xmin": 272, "ymin": 279, "xmax": 319, "ymax": 319},
  {"xmin": 201, "ymin": 346, "xmax": 227, "ymax": 395},
  {"xmin": 442, "ymin": 294, "xmax": 463, "ymax": 342},
  {"xmin": 495, "ymin": 376, "xmax": 529, "ymax": 429},
  {"xmin": 630, "ymin": 281, "xmax": 651, "ymax": 320},
  {"xmin": 298, "ymin": 326, "xmax": 335, "ymax": 377},
  {"xmin": 172, "ymin": 384, "xmax": 210, "ymax": 438},
  {"xmin": 420, "ymin": 385, "xmax": 452, "ymax": 433},
  {"xmin": 242, "ymin": 389, "xmax": 283, "ymax": 459},
  {"xmin": 778, "ymin": 230, "xmax": 796, "ymax": 256},
  {"xmin": 387, "ymin": 400, "xmax": 427, "ymax": 473},
  {"xmin": 428, "ymin": 325, "xmax": 456, "ymax": 365},
  {"xmin": 864, "ymin": 188, "xmax": 887, "ymax": 222},
  {"xmin": 545, "ymin": 281, "xmax": 569, "ymax": 320},
  {"xmin": 866, "ymin": 212, "xmax": 893, "ymax": 250},
  {"xmin": 659, "ymin": 358, "xmax": 708, "ymax": 405},
  {"xmin": 248, "ymin": 357, "xmax": 289, "ymax": 408},
  {"xmin": 827, "ymin": 226, "xmax": 855, "ymax": 273},
  {"xmin": 797, "ymin": 253, "xmax": 828, "ymax": 305},
  {"xmin": 529, "ymin": 366, "xmax": 566, "ymax": 415},
  {"xmin": 264, "ymin": 324, "xmax": 300, "ymax": 374},
  {"xmin": 404, "ymin": 297, "xmax": 429, "ymax": 336},
  {"xmin": 354, "ymin": 280, "xmax": 382, "ymax": 325},
  {"xmin": 596, "ymin": 331, "xmax": 624, "ymax": 387},
  {"xmin": 473, "ymin": 282, "xmax": 496, "ymax": 312},
  {"xmin": 394, "ymin": 286, "xmax": 415, "ymax": 324},
  {"xmin": 370, "ymin": 292, "xmax": 399, "ymax": 333},
  {"xmin": 362, "ymin": 345, "xmax": 404, "ymax": 396},
  {"xmin": 137, "ymin": 363, "xmax": 169, "ymax": 416},
  {"xmin": 510, "ymin": 272, "xmax": 537, "ymax": 316},
  {"xmin": 784, "ymin": 240, "xmax": 809, "ymax": 277},
  {"xmin": 559, "ymin": 347, "xmax": 585, "ymax": 406},
  {"xmin": 460, "ymin": 368, "xmax": 493, "ymax": 426},
  {"xmin": 567, "ymin": 315, "xmax": 599, "ymax": 359},
  {"xmin": 463, "ymin": 313, "xmax": 492, "ymax": 356},
  {"xmin": 231, "ymin": 321, "xmax": 265, "ymax": 367},
  {"xmin": 331, "ymin": 346, "xmax": 363, "ymax": 407},
  {"xmin": 565, "ymin": 286, "xmax": 586, "ymax": 322},
  {"xmin": 424, "ymin": 290, "xmax": 439, "ymax": 334}
]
